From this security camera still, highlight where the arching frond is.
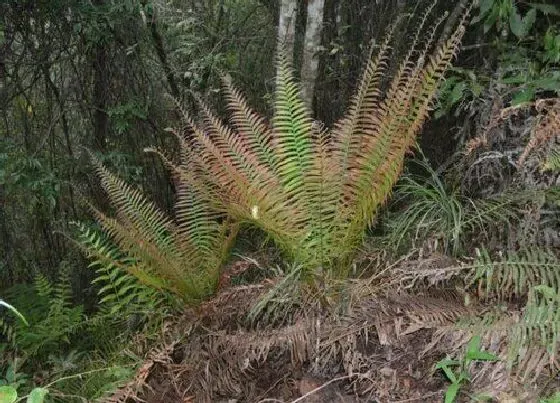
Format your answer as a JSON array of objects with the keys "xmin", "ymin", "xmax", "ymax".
[
  {"xmin": 467, "ymin": 248, "xmax": 560, "ymax": 302},
  {"xmin": 77, "ymin": 155, "xmax": 238, "ymax": 303},
  {"xmin": 174, "ymin": 4, "xmax": 471, "ymax": 277}
]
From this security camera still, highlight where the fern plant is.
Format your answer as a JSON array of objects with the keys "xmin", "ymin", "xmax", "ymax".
[
  {"xmin": 467, "ymin": 248, "xmax": 560, "ymax": 302},
  {"xmin": 77, "ymin": 156, "xmax": 238, "ymax": 303},
  {"xmin": 0, "ymin": 270, "xmax": 85, "ymax": 366},
  {"xmin": 456, "ymin": 248, "xmax": 560, "ymax": 376},
  {"xmin": 156, "ymin": 5, "xmax": 471, "ymax": 278}
]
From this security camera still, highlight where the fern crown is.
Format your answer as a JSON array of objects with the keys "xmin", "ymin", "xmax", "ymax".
[{"xmin": 167, "ymin": 5, "xmax": 471, "ymax": 277}]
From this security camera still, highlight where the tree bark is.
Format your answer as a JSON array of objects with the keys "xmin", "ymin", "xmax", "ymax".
[
  {"xmin": 301, "ymin": 0, "xmax": 325, "ymax": 110},
  {"xmin": 278, "ymin": 0, "xmax": 297, "ymax": 64},
  {"xmin": 145, "ymin": 5, "xmax": 181, "ymax": 101},
  {"xmin": 437, "ymin": 0, "xmax": 469, "ymax": 48},
  {"xmin": 92, "ymin": 0, "xmax": 109, "ymax": 151}
]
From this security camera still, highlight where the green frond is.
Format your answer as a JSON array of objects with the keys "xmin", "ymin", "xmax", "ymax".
[
  {"xmin": 6, "ymin": 271, "xmax": 86, "ymax": 359},
  {"xmin": 222, "ymin": 76, "xmax": 276, "ymax": 170},
  {"xmin": 349, "ymin": 10, "xmax": 467, "ymax": 228},
  {"xmin": 272, "ymin": 47, "xmax": 314, "ymax": 202},
  {"xmin": 467, "ymin": 248, "xmax": 560, "ymax": 302},
  {"xmin": 543, "ymin": 147, "xmax": 560, "ymax": 172},
  {"xmin": 74, "ymin": 222, "xmax": 162, "ymax": 314},
  {"xmin": 78, "ymin": 154, "xmax": 238, "ymax": 303},
  {"xmin": 91, "ymin": 154, "xmax": 175, "ymax": 255},
  {"xmin": 34, "ymin": 273, "xmax": 54, "ymax": 299},
  {"xmin": 509, "ymin": 285, "xmax": 560, "ymax": 371},
  {"xmin": 330, "ymin": 24, "xmax": 395, "ymax": 196}
]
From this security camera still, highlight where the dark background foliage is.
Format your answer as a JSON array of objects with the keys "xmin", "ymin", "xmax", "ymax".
[{"xmin": 0, "ymin": 0, "xmax": 558, "ymax": 400}]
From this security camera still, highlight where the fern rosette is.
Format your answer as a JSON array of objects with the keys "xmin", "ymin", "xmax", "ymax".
[{"xmin": 169, "ymin": 5, "xmax": 470, "ymax": 278}]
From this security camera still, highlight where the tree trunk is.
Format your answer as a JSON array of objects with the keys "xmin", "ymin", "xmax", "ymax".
[
  {"xmin": 437, "ymin": 0, "xmax": 469, "ymax": 48},
  {"xmin": 301, "ymin": 0, "xmax": 325, "ymax": 110},
  {"xmin": 92, "ymin": 0, "xmax": 109, "ymax": 151},
  {"xmin": 278, "ymin": 0, "xmax": 297, "ymax": 64},
  {"xmin": 143, "ymin": 3, "xmax": 182, "ymax": 101}
]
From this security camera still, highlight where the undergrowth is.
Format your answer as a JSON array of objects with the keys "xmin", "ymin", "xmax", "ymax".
[{"xmin": 1, "ymin": 1, "xmax": 559, "ymax": 402}]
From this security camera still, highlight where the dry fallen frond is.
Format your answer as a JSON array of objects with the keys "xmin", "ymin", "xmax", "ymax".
[
  {"xmin": 517, "ymin": 98, "xmax": 560, "ymax": 167},
  {"xmin": 109, "ymin": 260, "xmax": 560, "ymax": 402}
]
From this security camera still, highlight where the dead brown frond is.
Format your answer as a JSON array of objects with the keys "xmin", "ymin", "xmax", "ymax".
[
  {"xmin": 110, "ymin": 249, "xmax": 560, "ymax": 402},
  {"xmin": 517, "ymin": 98, "xmax": 560, "ymax": 167},
  {"xmin": 102, "ymin": 339, "xmax": 179, "ymax": 403}
]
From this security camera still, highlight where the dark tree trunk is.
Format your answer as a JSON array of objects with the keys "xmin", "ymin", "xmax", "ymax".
[{"xmin": 92, "ymin": 0, "xmax": 109, "ymax": 151}]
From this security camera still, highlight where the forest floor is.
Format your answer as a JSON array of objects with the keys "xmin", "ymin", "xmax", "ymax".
[
  {"xmin": 106, "ymin": 252, "xmax": 559, "ymax": 403},
  {"xmin": 98, "ymin": 99, "xmax": 560, "ymax": 403}
]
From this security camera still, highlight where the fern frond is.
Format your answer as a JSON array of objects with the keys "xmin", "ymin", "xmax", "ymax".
[
  {"xmin": 543, "ymin": 147, "xmax": 560, "ymax": 172},
  {"xmin": 272, "ymin": 46, "xmax": 314, "ymax": 198},
  {"xmin": 467, "ymin": 248, "xmax": 560, "ymax": 302},
  {"xmin": 509, "ymin": 285, "xmax": 560, "ymax": 371},
  {"xmin": 222, "ymin": 76, "xmax": 276, "ymax": 169},
  {"xmin": 91, "ymin": 155, "xmax": 175, "ymax": 255},
  {"xmin": 79, "ymin": 153, "xmax": 238, "ymax": 303},
  {"xmin": 75, "ymin": 222, "xmax": 162, "ymax": 314},
  {"xmin": 34, "ymin": 273, "xmax": 54, "ymax": 299}
]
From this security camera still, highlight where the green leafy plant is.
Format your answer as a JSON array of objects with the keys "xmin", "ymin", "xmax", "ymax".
[
  {"xmin": 77, "ymin": 155, "xmax": 238, "ymax": 303},
  {"xmin": 385, "ymin": 156, "xmax": 520, "ymax": 255},
  {"xmin": 75, "ymin": 222, "xmax": 164, "ymax": 315},
  {"xmin": 435, "ymin": 67, "xmax": 485, "ymax": 119},
  {"xmin": 0, "ymin": 308, "xmax": 48, "ymax": 403},
  {"xmin": 435, "ymin": 335, "xmax": 499, "ymax": 403},
  {"xmin": 0, "ymin": 362, "xmax": 28, "ymax": 392},
  {"xmin": 162, "ymin": 5, "xmax": 471, "ymax": 278},
  {"xmin": 3, "ymin": 271, "xmax": 85, "ymax": 362},
  {"xmin": 0, "ymin": 386, "xmax": 49, "ymax": 403},
  {"xmin": 441, "ymin": 0, "xmax": 560, "ymax": 116},
  {"xmin": 475, "ymin": 0, "xmax": 553, "ymax": 38}
]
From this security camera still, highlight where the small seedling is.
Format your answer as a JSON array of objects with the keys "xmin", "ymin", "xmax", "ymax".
[{"xmin": 435, "ymin": 335, "xmax": 499, "ymax": 403}]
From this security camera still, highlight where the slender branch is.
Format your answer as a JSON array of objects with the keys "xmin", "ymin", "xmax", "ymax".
[{"xmin": 289, "ymin": 375, "xmax": 351, "ymax": 403}]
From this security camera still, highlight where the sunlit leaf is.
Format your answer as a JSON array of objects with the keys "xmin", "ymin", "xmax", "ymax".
[
  {"xmin": 0, "ymin": 386, "xmax": 17, "ymax": 403},
  {"xmin": 26, "ymin": 388, "xmax": 48, "ymax": 403},
  {"xmin": 509, "ymin": 7, "xmax": 536, "ymax": 39}
]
